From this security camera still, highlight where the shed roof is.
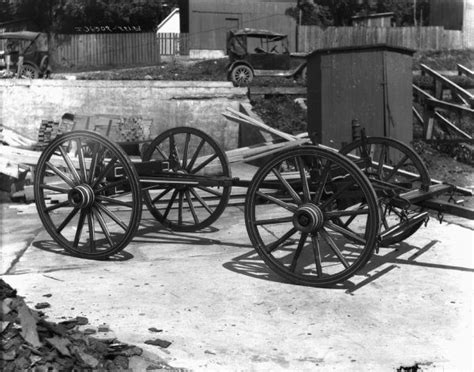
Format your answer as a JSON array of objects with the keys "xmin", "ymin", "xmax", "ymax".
[{"xmin": 307, "ymin": 44, "xmax": 415, "ymax": 59}]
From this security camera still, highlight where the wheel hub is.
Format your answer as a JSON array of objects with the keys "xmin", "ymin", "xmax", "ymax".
[
  {"xmin": 68, "ymin": 184, "xmax": 95, "ymax": 209},
  {"xmin": 293, "ymin": 204, "xmax": 324, "ymax": 233}
]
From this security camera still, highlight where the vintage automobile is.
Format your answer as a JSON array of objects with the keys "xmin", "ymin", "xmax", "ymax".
[
  {"xmin": 226, "ymin": 28, "xmax": 307, "ymax": 86},
  {"xmin": 0, "ymin": 31, "xmax": 51, "ymax": 78}
]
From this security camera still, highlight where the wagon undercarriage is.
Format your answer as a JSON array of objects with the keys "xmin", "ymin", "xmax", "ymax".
[{"xmin": 33, "ymin": 127, "xmax": 473, "ymax": 287}]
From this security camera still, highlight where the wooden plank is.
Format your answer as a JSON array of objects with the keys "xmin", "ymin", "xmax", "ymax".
[
  {"xmin": 420, "ymin": 64, "xmax": 474, "ymax": 108},
  {"xmin": 434, "ymin": 112, "xmax": 472, "ymax": 139},
  {"xmin": 458, "ymin": 64, "xmax": 474, "ymax": 78}
]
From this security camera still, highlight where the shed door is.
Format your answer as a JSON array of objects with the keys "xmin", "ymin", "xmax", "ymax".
[{"xmin": 383, "ymin": 51, "xmax": 413, "ymax": 145}]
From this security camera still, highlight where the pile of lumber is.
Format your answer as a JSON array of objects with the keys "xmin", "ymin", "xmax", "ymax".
[
  {"xmin": 0, "ymin": 126, "xmax": 36, "ymax": 148},
  {"xmin": 222, "ymin": 107, "xmax": 311, "ymax": 164}
]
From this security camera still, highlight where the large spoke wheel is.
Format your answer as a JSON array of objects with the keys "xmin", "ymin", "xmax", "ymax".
[
  {"xmin": 340, "ymin": 137, "xmax": 431, "ymax": 246},
  {"xmin": 34, "ymin": 131, "xmax": 142, "ymax": 259},
  {"xmin": 142, "ymin": 127, "xmax": 231, "ymax": 232},
  {"xmin": 230, "ymin": 65, "xmax": 253, "ymax": 86},
  {"xmin": 245, "ymin": 146, "xmax": 380, "ymax": 287}
]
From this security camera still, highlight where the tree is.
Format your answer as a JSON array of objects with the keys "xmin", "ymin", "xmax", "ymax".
[
  {"xmin": 285, "ymin": 0, "xmax": 333, "ymax": 26},
  {"xmin": 10, "ymin": 0, "xmax": 179, "ymax": 33}
]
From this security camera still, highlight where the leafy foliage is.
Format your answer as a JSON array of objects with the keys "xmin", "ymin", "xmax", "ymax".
[
  {"xmin": 11, "ymin": 0, "xmax": 178, "ymax": 33},
  {"xmin": 287, "ymin": 0, "xmax": 430, "ymax": 27}
]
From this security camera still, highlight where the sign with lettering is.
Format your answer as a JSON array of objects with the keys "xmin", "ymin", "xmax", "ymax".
[{"xmin": 73, "ymin": 25, "xmax": 142, "ymax": 33}]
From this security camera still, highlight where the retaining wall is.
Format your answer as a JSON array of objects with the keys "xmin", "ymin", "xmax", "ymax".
[{"xmin": 0, "ymin": 80, "xmax": 248, "ymax": 150}]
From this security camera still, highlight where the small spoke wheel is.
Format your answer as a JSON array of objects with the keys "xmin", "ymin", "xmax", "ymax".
[
  {"xmin": 34, "ymin": 131, "xmax": 142, "ymax": 259},
  {"xmin": 340, "ymin": 137, "xmax": 431, "ymax": 246},
  {"xmin": 245, "ymin": 146, "xmax": 379, "ymax": 287},
  {"xmin": 20, "ymin": 64, "xmax": 40, "ymax": 79},
  {"xmin": 231, "ymin": 65, "xmax": 253, "ymax": 86},
  {"xmin": 142, "ymin": 127, "xmax": 231, "ymax": 232}
]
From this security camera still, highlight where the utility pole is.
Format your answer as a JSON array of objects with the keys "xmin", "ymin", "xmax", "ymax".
[{"xmin": 413, "ymin": 0, "xmax": 417, "ymax": 27}]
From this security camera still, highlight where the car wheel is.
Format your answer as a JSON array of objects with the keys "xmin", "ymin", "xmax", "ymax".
[
  {"xmin": 20, "ymin": 64, "xmax": 40, "ymax": 79},
  {"xmin": 231, "ymin": 65, "xmax": 253, "ymax": 86}
]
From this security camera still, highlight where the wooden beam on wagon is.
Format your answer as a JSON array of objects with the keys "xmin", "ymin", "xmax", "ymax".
[{"xmin": 434, "ymin": 112, "xmax": 472, "ymax": 139}]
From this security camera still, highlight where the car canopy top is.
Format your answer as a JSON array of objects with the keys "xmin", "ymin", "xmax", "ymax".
[{"xmin": 230, "ymin": 28, "xmax": 287, "ymax": 41}]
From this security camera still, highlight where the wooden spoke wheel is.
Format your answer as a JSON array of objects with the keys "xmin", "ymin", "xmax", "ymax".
[
  {"xmin": 340, "ymin": 137, "xmax": 431, "ymax": 246},
  {"xmin": 34, "ymin": 131, "xmax": 142, "ymax": 259},
  {"xmin": 142, "ymin": 127, "xmax": 231, "ymax": 232},
  {"xmin": 245, "ymin": 146, "xmax": 380, "ymax": 287}
]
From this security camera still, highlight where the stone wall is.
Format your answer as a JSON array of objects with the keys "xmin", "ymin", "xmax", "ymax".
[{"xmin": 0, "ymin": 80, "xmax": 248, "ymax": 150}]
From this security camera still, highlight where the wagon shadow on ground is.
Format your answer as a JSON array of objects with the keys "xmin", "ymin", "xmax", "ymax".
[{"xmin": 223, "ymin": 238, "xmax": 474, "ymax": 292}]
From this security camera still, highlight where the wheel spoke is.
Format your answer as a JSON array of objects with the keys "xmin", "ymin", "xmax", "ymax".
[
  {"xmin": 169, "ymin": 135, "xmax": 181, "ymax": 164},
  {"xmin": 95, "ymin": 195, "xmax": 134, "ymax": 208},
  {"xmin": 382, "ymin": 154, "xmax": 409, "ymax": 182},
  {"xmin": 87, "ymin": 211, "xmax": 96, "ymax": 252},
  {"xmin": 86, "ymin": 143, "xmax": 99, "ymax": 183},
  {"xmin": 290, "ymin": 233, "xmax": 307, "ymax": 272},
  {"xmin": 311, "ymin": 235, "xmax": 323, "ymax": 276},
  {"xmin": 319, "ymin": 180, "xmax": 353, "ymax": 210},
  {"xmin": 56, "ymin": 207, "xmax": 80, "ymax": 233},
  {"xmin": 376, "ymin": 144, "xmax": 387, "ymax": 178},
  {"xmin": 185, "ymin": 190, "xmax": 199, "ymax": 225},
  {"xmin": 297, "ymin": 156, "xmax": 311, "ymax": 202},
  {"xmin": 40, "ymin": 184, "xmax": 70, "ymax": 193},
  {"xmin": 93, "ymin": 207, "xmax": 114, "ymax": 247},
  {"xmin": 325, "ymin": 208, "xmax": 370, "ymax": 218},
  {"xmin": 320, "ymin": 229, "xmax": 350, "ymax": 269},
  {"xmin": 191, "ymin": 153, "xmax": 218, "ymax": 174},
  {"xmin": 45, "ymin": 200, "xmax": 72, "ymax": 212},
  {"xmin": 151, "ymin": 187, "xmax": 172, "ymax": 204},
  {"xmin": 271, "ymin": 167, "xmax": 301, "ymax": 205},
  {"xmin": 266, "ymin": 228, "xmax": 297, "ymax": 253},
  {"xmin": 163, "ymin": 189, "xmax": 179, "ymax": 219},
  {"xmin": 58, "ymin": 146, "xmax": 81, "ymax": 184},
  {"xmin": 178, "ymin": 191, "xmax": 184, "ymax": 225},
  {"xmin": 154, "ymin": 144, "xmax": 168, "ymax": 160},
  {"xmin": 254, "ymin": 216, "xmax": 294, "ymax": 226},
  {"xmin": 91, "ymin": 156, "xmax": 118, "ymax": 189},
  {"xmin": 73, "ymin": 210, "xmax": 86, "ymax": 249},
  {"xmin": 94, "ymin": 179, "xmax": 130, "ymax": 194},
  {"xmin": 196, "ymin": 185, "xmax": 222, "ymax": 198},
  {"xmin": 95, "ymin": 202, "xmax": 128, "ymax": 231},
  {"xmin": 313, "ymin": 160, "xmax": 331, "ymax": 204},
  {"xmin": 186, "ymin": 139, "xmax": 205, "ymax": 172},
  {"xmin": 77, "ymin": 138, "xmax": 88, "ymax": 182},
  {"xmin": 46, "ymin": 162, "xmax": 76, "ymax": 188},
  {"xmin": 325, "ymin": 221, "xmax": 366, "ymax": 245},
  {"xmin": 189, "ymin": 187, "xmax": 213, "ymax": 214},
  {"xmin": 256, "ymin": 190, "xmax": 297, "ymax": 213},
  {"xmin": 182, "ymin": 132, "xmax": 191, "ymax": 168}
]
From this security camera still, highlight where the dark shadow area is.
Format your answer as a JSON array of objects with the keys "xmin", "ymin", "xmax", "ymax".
[
  {"xmin": 223, "ymin": 238, "xmax": 474, "ymax": 291},
  {"xmin": 32, "ymin": 240, "xmax": 134, "ymax": 261}
]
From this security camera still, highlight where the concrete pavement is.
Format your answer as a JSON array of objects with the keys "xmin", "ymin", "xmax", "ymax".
[{"xmin": 1, "ymin": 193, "xmax": 473, "ymax": 371}]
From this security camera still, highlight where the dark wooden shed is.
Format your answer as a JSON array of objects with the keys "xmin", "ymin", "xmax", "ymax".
[{"xmin": 306, "ymin": 44, "xmax": 415, "ymax": 149}]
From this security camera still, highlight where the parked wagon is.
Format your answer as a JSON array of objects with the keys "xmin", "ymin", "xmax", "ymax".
[{"xmin": 33, "ymin": 122, "xmax": 473, "ymax": 287}]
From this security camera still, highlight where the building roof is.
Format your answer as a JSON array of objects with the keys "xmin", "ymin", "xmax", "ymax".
[
  {"xmin": 0, "ymin": 31, "xmax": 41, "ymax": 40},
  {"xmin": 156, "ymin": 7, "xmax": 179, "ymax": 32}
]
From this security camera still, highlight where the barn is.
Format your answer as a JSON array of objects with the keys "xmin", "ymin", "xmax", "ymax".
[{"xmin": 178, "ymin": 0, "xmax": 297, "ymax": 58}]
